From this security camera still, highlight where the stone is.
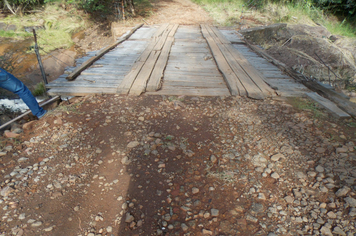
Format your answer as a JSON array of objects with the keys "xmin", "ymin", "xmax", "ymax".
[
  {"xmin": 315, "ymin": 165, "xmax": 325, "ymax": 172},
  {"xmin": 327, "ymin": 211, "xmax": 336, "ymax": 218},
  {"xmin": 316, "ymin": 147, "xmax": 326, "ymax": 153},
  {"xmin": 335, "ymin": 186, "xmax": 351, "ymax": 197},
  {"xmin": 192, "ymin": 187, "xmax": 199, "ymax": 194},
  {"xmin": 271, "ymin": 172, "xmax": 280, "ymax": 179},
  {"xmin": 4, "ymin": 130, "xmax": 20, "ymax": 138},
  {"xmin": 284, "ymin": 196, "xmax": 294, "ymax": 204},
  {"xmin": 210, "ymin": 155, "xmax": 217, "ymax": 163},
  {"xmin": 0, "ymin": 186, "xmax": 15, "ymax": 197},
  {"xmin": 181, "ymin": 223, "xmax": 188, "ymax": 232},
  {"xmin": 125, "ymin": 213, "xmax": 134, "ymax": 223},
  {"xmin": 332, "ymin": 226, "xmax": 346, "ymax": 236},
  {"xmin": 43, "ymin": 226, "xmax": 53, "ymax": 232},
  {"xmin": 17, "ymin": 157, "xmax": 29, "ymax": 163},
  {"xmin": 202, "ymin": 229, "xmax": 213, "ymax": 235},
  {"xmin": 127, "ymin": 141, "xmax": 140, "ymax": 148},
  {"xmin": 271, "ymin": 153, "xmax": 284, "ymax": 161},
  {"xmin": 246, "ymin": 214, "xmax": 258, "ymax": 223},
  {"xmin": 121, "ymin": 156, "xmax": 131, "ymax": 165},
  {"xmin": 211, "ymin": 209, "xmax": 219, "ymax": 217},
  {"xmin": 345, "ymin": 197, "xmax": 356, "ymax": 207},
  {"xmin": 320, "ymin": 226, "xmax": 333, "ymax": 236},
  {"xmin": 252, "ymin": 154, "xmax": 267, "ymax": 167},
  {"xmin": 31, "ymin": 221, "xmax": 42, "ymax": 227}
]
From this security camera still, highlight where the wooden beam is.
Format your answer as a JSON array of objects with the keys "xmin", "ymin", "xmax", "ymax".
[{"xmin": 66, "ymin": 23, "xmax": 143, "ymax": 81}]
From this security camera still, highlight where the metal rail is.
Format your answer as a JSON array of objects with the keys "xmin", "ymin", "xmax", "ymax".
[{"xmin": 0, "ymin": 96, "xmax": 61, "ymax": 130}]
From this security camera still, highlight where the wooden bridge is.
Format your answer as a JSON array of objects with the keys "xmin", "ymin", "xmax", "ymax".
[{"xmin": 47, "ymin": 24, "xmax": 310, "ymax": 98}]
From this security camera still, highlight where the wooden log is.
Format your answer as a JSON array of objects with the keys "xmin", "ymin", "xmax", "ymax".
[{"xmin": 66, "ymin": 23, "xmax": 144, "ymax": 81}]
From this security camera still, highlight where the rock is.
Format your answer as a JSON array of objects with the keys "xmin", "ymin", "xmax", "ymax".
[
  {"xmin": 320, "ymin": 226, "xmax": 333, "ymax": 236},
  {"xmin": 125, "ymin": 213, "xmax": 134, "ymax": 223},
  {"xmin": 210, "ymin": 155, "xmax": 217, "ymax": 163},
  {"xmin": 0, "ymin": 186, "xmax": 15, "ymax": 197},
  {"xmin": 335, "ymin": 186, "xmax": 351, "ymax": 197},
  {"xmin": 345, "ymin": 197, "xmax": 356, "ymax": 207},
  {"xmin": 316, "ymin": 147, "xmax": 326, "ymax": 153},
  {"xmin": 4, "ymin": 130, "xmax": 20, "ymax": 138},
  {"xmin": 181, "ymin": 223, "xmax": 188, "ymax": 232},
  {"xmin": 296, "ymin": 172, "xmax": 307, "ymax": 179},
  {"xmin": 246, "ymin": 214, "xmax": 258, "ymax": 223},
  {"xmin": 327, "ymin": 211, "xmax": 336, "ymax": 218},
  {"xmin": 192, "ymin": 187, "xmax": 199, "ymax": 194},
  {"xmin": 284, "ymin": 196, "xmax": 294, "ymax": 204},
  {"xmin": 17, "ymin": 157, "xmax": 29, "ymax": 163},
  {"xmin": 332, "ymin": 226, "xmax": 346, "ymax": 236},
  {"xmin": 202, "ymin": 229, "xmax": 213, "ymax": 235},
  {"xmin": 271, "ymin": 153, "xmax": 284, "ymax": 161},
  {"xmin": 258, "ymin": 193, "xmax": 266, "ymax": 200},
  {"xmin": 211, "ymin": 209, "xmax": 219, "ymax": 217},
  {"xmin": 31, "ymin": 221, "xmax": 42, "ymax": 227},
  {"xmin": 43, "ymin": 226, "xmax": 53, "ymax": 232},
  {"xmin": 106, "ymin": 226, "xmax": 112, "ymax": 232},
  {"xmin": 121, "ymin": 156, "xmax": 131, "ymax": 165},
  {"xmin": 315, "ymin": 165, "xmax": 325, "ymax": 172},
  {"xmin": 251, "ymin": 154, "xmax": 267, "ymax": 167},
  {"xmin": 271, "ymin": 172, "xmax": 280, "ymax": 179},
  {"xmin": 127, "ymin": 141, "xmax": 140, "ymax": 148}
]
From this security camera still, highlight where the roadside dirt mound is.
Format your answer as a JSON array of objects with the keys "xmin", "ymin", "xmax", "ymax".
[{"xmin": 240, "ymin": 23, "xmax": 356, "ymax": 88}]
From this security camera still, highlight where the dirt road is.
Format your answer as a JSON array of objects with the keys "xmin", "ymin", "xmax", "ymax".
[{"xmin": 1, "ymin": 0, "xmax": 356, "ymax": 235}]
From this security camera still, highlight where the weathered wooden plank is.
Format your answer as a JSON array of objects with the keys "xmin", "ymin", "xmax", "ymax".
[
  {"xmin": 146, "ymin": 24, "xmax": 179, "ymax": 92},
  {"xmin": 306, "ymin": 92, "xmax": 350, "ymax": 118},
  {"xmin": 47, "ymin": 82, "xmax": 120, "ymax": 88},
  {"xmin": 163, "ymin": 80, "xmax": 226, "ymax": 87},
  {"xmin": 200, "ymin": 25, "xmax": 243, "ymax": 96},
  {"xmin": 206, "ymin": 26, "xmax": 275, "ymax": 98},
  {"xmin": 66, "ymin": 23, "xmax": 143, "ymax": 81},
  {"xmin": 148, "ymin": 87, "xmax": 230, "ymax": 96},
  {"xmin": 219, "ymin": 29, "xmax": 244, "ymax": 44},
  {"xmin": 129, "ymin": 25, "xmax": 177, "ymax": 95},
  {"xmin": 47, "ymin": 87, "xmax": 118, "ymax": 96},
  {"xmin": 129, "ymin": 50, "xmax": 161, "ymax": 95},
  {"xmin": 136, "ymin": 24, "xmax": 171, "ymax": 62},
  {"xmin": 163, "ymin": 75, "xmax": 222, "ymax": 81},
  {"xmin": 225, "ymin": 43, "xmax": 276, "ymax": 97}
]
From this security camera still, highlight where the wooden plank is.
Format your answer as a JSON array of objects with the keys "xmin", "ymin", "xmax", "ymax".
[
  {"xmin": 147, "ymin": 87, "xmax": 230, "ymax": 96},
  {"xmin": 118, "ymin": 24, "xmax": 173, "ymax": 95},
  {"xmin": 47, "ymin": 87, "xmax": 118, "ymax": 96},
  {"xmin": 206, "ymin": 25, "xmax": 274, "ymax": 98},
  {"xmin": 163, "ymin": 80, "xmax": 226, "ymax": 87},
  {"xmin": 66, "ymin": 23, "xmax": 143, "ymax": 81},
  {"xmin": 129, "ymin": 25, "xmax": 176, "ymax": 95},
  {"xmin": 226, "ymin": 43, "xmax": 276, "ymax": 97},
  {"xmin": 164, "ymin": 77, "xmax": 222, "ymax": 83},
  {"xmin": 146, "ymin": 24, "xmax": 179, "ymax": 92},
  {"xmin": 306, "ymin": 92, "xmax": 350, "ymax": 118},
  {"xmin": 200, "ymin": 25, "xmax": 244, "ymax": 96},
  {"xmin": 129, "ymin": 50, "xmax": 161, "ymax": 95}
]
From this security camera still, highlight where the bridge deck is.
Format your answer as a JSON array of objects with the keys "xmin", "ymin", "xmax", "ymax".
[{"xmin": 47, "ymin": 24, "xmax": 309, "ymax": 98}]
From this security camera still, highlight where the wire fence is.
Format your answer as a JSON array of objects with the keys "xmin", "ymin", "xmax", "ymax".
[{"xmin": 0, "ymin": 29, "xmax": 76, "ymax": 81}]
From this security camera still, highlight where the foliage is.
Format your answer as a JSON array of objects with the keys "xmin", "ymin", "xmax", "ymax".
[{"xmin": 32, "ymin": 82, "xmax": 46, "ymax": 96}]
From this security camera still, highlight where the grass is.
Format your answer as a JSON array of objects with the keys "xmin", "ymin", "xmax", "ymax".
[
  {"xmin": 191, "ymin": 0, "xmax": 356, "ymax": 38},
  {"xmin": 32, "ymin": 82, "xmax": 47, "ymax": 96},
  {"xmin": 1, "ymin": 4, "xmax": 88, "ymax": 54},
  {"xmin": 287, "ymin": 97, "xmax": 325, "ymax": 118}
]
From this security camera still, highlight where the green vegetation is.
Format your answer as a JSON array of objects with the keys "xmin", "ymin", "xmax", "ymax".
[
  {"xmin": 191, "ymin": 0, "xmax": 356, "ymax": 37},
  {"xmin": 287, "ymin": 97, "xmax": 325, "ymax": 118},
  {"xmin": 32, "ymin": 82, "xmax": 47, "ymax": 96}
]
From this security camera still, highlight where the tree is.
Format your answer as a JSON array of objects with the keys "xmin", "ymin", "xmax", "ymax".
[{"xmin": 3, "ymin": 0, "xmax": 40, "ymax": 16}]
